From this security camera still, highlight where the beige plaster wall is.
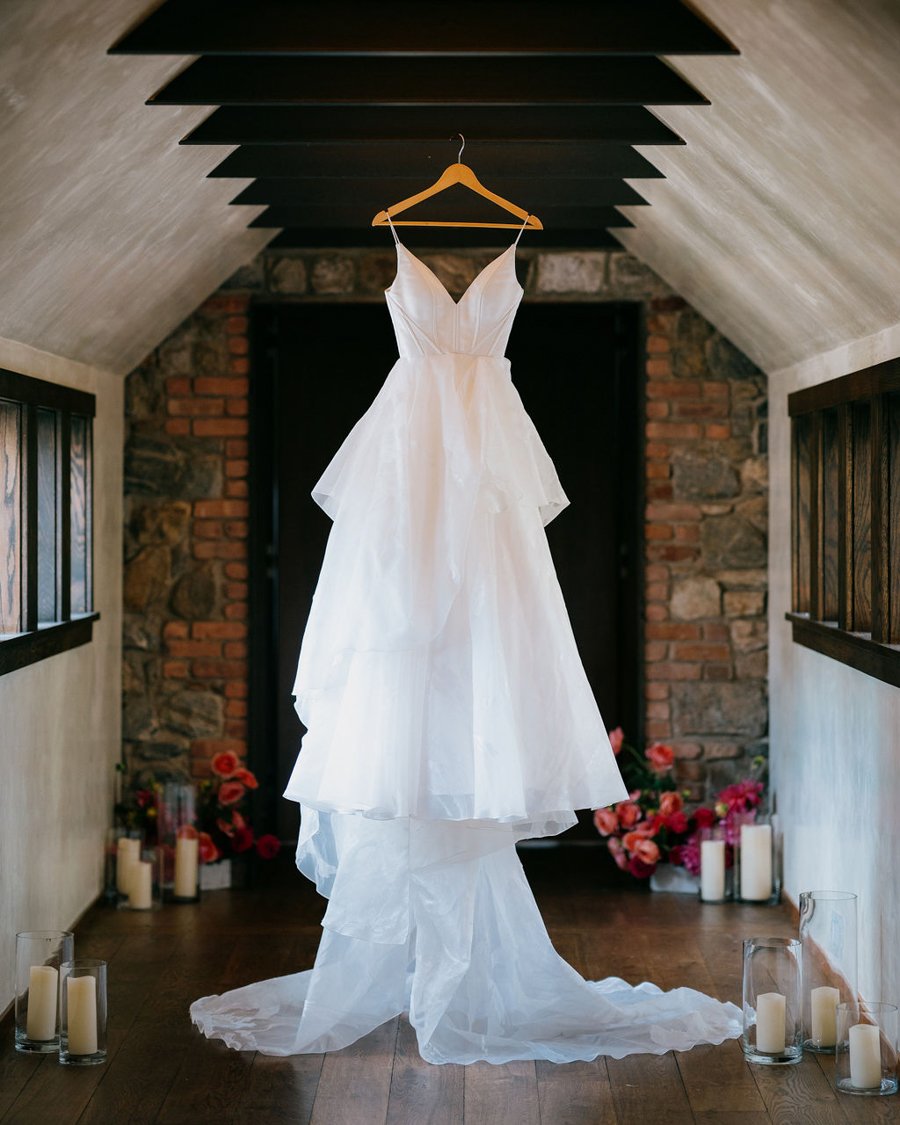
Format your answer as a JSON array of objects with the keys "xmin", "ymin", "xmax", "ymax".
[
  {"xmin": 0, "ymin": 339, "xmax": 123, "ymax": 1014},
  {"xmin": 769, "ymin": 321, "xmax": 900, "ymax": 1005}
]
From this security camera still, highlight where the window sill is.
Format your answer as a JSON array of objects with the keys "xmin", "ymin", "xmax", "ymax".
[
  {"xmin": 0, "ymin": 613, "xmax": 100, "ymax": 676},
  {"xmin": 786, "ymin": 612, "xmax": 900, "ymax": 690}
]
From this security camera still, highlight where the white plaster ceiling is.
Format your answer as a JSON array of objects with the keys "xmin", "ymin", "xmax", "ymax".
[
  {"xmin": 0, "ymin": 0, "xmax": 897, "ymax": 377},
  {"xmin": 616, "ymin": 0, "xmax": 900, "ymax": 374},
  {"xmin": 0, "ymin": 0, "xmax": 269, "ymax": 375}
]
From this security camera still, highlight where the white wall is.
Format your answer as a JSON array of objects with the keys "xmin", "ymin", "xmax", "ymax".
[
  {"xmin": 769, "ymin": 321, "xmax": 900, "ymax": 1006},
  {"xmin": 0, "ymin": 338, "xmax": 122, "ymax": 1014}
]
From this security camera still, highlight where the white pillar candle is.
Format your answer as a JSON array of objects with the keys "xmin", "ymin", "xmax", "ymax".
[
  {"xmin": 174, "ymin": 836, "xmax": 199, "ymax": 898},
  {"xmin": 740, "ymin": 824, "xmax": 773, "ymax": 901},
  {"xmin": 25, "ymin": 965, "xmax": 58, "ymax": 1041},
  {"xmin": 116, "ymin": 837, "xmax": 140, "ymax": 895},
  {"xmin": 849, "ymin": 1023, "xmax": 882, "ymax": 1089},
  {"xmin": 700, "ymin": 839, "xmax": 726, "ymax": 901},
  {"xmin": 756, "ymin": 991, "xmax": 786, "ymax": 1053},
  {"xmin": 810, "ymin": 985, "xmax": 840, "ymax": 1047},
  {"xmin": 66, "ymin": 975, "xmax": 98, "ymax": 1055},
  {"xmin": 128, "ymin": 860, "xmax": 153, "ymax": 909}
]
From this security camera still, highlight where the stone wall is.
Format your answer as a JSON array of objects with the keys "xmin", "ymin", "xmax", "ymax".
[{"xmin": 123, "ymin": 248, "xmax": 767, "ymax": 797}]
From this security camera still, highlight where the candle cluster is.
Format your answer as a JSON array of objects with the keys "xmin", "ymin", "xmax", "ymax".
[{"xmin": 115, "ymin": 829, "xmax": 200, "ymax": 909}]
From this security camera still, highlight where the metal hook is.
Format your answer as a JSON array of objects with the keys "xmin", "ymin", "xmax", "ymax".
[{"xmin": 450, "ymin": 132, "xmax": 465, "ymax": 162}]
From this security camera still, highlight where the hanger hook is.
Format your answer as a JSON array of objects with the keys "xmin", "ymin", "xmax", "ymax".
[{"xmin": 454, "ymin": 132, "xmax": 465, "ymax": 162}]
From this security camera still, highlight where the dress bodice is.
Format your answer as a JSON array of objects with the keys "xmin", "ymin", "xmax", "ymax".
[{"xmin": 385, "ymin": 244, "xmax": 524, "ymax": 359}]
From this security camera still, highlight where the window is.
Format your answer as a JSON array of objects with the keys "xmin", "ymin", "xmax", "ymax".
[
  {"xmin": 0, "ymin": 367, "xmax": 97, "ymax": 675},
  {"xmin": 788, "ymin": 360, "xmax": 900, "ymax": 687}
]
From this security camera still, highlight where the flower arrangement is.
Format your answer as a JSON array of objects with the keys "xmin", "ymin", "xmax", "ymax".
[
  {"xmin": 593, "ymin": 729, "xmax": 765, "ymax": 881},
  {"xmin": 195, "ymin": 751, "xmax": 281, "ymax": 864}
]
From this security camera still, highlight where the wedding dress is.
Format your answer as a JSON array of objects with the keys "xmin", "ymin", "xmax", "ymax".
[{"xmin": 190, "ymin": 220, "xmax": 742, "ymax": 1063}]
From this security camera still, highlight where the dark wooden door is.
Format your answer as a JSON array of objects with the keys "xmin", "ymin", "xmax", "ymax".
[{"xmin": 251, "ymin": 302, "xmax": 641, "ymax": 842}]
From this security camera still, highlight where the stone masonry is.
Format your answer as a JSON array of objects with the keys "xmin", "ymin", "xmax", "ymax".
[{"xmin": 123, "ymin": 248, "xmax": 767, "ymax": 796}]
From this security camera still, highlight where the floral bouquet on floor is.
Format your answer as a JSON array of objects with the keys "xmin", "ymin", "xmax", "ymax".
[
  {"xmin": 196, "ymin": 751, "xmax": 282, "ymax": 865},
  {"xmin": 593, "ymin": 729, "xmax": 766, "ymax": 881}
]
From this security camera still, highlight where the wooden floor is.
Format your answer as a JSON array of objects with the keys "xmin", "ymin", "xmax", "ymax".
[{"xmin": 2, "ymin": 850, "xmax": 897, "ymax": 1125}]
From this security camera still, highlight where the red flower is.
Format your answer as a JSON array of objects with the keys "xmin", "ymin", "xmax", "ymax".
[
  {"xmin": 628, "ymin": 856, "xmax": 655, "ymax": 879},
  {"xmin": 667, "ymin": 811, "xmax": 689, "ymax": 835},
  {"xmin": 211, "ymin": 751, "xmax": 240, "ymax": 778},
  {"xmin": 658, "ymin": 791, "xmax": 683, "ymax": 818},
  {"xmin": 232, "ymin": 767, "xmax": 259, "ymax": 790},
  {"xmin": 232, "ymin": 826, "xmax": 255, "ymax": 853},
  {"xmin": 694, "ymin": 806, "xmax": 717, "ymax": 829},
  {"xmin": 256, "ymin": 834, "xmax": 281, "ymax": 860},
  {"xmin": 668, "ymin": 845, "xmax": 685, "ymax": 867},
  {"xmin": 607, "ymin": 727, "xmax": 625, "ymax": 755},
  {"xmin": 645, "ymin": 743, "xmax": 675, "ymax": 773},
  {"xmin": 216, "ymin": 816, "xmax": 236, "ymax": 838},
  {"xmin": 593, "ymin": 808, "xmax": 619, "ymax": 836},
  {"xmin": 616, "ymin": 800, "xmax": 642, "ymax": 829},
  {"xmin": 231, "ymin": 809, "xmax": 247, "ymax": 830},
  {"xmin": 177, "ymin": 824, "xmax": 198, "ymax": 840},
  {"xmin": 218, "ymin": 780, "xmax": 246, "ymax": 806},
  {"xmin": 198, "ymin": 832, "xmax": 220, "ymax": 864}
]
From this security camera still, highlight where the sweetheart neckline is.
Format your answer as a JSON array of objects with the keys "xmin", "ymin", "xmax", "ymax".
[{"xmin": 387, "ymin": 243, "xmax": 522, "ymax": 309}]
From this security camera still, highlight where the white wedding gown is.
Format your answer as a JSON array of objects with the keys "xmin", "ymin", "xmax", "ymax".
[{"xmin": 190, "ymin": 224, "xmax": 742, "ymax": 1063}]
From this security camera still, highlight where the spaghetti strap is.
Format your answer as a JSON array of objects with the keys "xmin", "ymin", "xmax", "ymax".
[
  {"xmin": 385, "ymin": 211, "xmax": 401, "ymax": 247},
  {"xmin": 514, "ymin": 214, "xmax": 531, "ymax": 246}
]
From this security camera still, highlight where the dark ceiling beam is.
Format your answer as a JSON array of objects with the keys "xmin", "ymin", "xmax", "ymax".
[
  {"xmin": 150, "ymin": 57, "xmax": 708, "ymax": 107},
  {"xmin": 248, "ymin": 206, "xmax": 634, "ymax": 230},
  {"xmin": 266, "ymin": 228, "xmax": 626, "ymax": 250},
  {"xmin": 208, "ymin": 143, "xmax": 666, "ymax": 180},
  {"xmin": 181, "ymin": 105, "xmax": 684, "ymax": 146},
  {"xmin": 230, "ymin": 178, "xmax": 650, "ymax": 207},
  {"xmin": 110, "ymin": 0, "xmax": 737, "ymax": 57}
]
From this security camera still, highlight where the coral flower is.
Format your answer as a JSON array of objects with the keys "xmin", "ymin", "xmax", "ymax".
[
  {"xmin": 632, "ymin": 838, "xmax": 660, "ymax": 866},
  {"xmin": 232, "ymin": 767, "xmax": 259, "ymax": 789},
  {"xmin": 211, "ymin": 751, "xmax": 240, "ymax": 778},
  {"xmin": 658, "ymin": 791, "xmax": 684, "ymax": 817},
  {"xmin": 645, "ymin": 743, "xmax": 675, "ymax": 773},
  {"xmin": 256, "ymin": 834, "xmax": 281, "ymax": 860},
  {"xmin": 607, "ymin": 727, "xmax": 625, "ymax": 755},
  {"xmin": 198, "ymin": 832, "xmax": 220, "ymax": 864},
  {"xmin": 177, "ymin": 824, "xmax": 198, "ymax": 840},
  {"xmin": 622, "ymin": 829, "xmax": 653, "ymax": 854},
  {"xmin": 218, "ymin": 780, "xmax": 246, "ymax": 806},
  {"xmin": 593, "ymin": 808, "xmax": 619, "ymax": 836},
  {"xmin": 615, "ymin": 800, "xmax": 642, "ymax": 829}
]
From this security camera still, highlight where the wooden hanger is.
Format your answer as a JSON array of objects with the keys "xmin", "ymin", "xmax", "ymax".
[{"xmin": 372, "ymin": 135, "xmax": 543, "ymax": 231}]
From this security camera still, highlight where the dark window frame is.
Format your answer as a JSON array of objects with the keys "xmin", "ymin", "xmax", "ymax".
[
  {"xmin": 0, "ymin": 367, "xmax": 98, "ymax": 676},
  {"xmin": 788, "ymin": 359, "xmax": 900, "ymax": 688}
]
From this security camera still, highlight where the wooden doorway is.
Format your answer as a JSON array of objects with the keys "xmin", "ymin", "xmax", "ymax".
[{"xmin": 250, "ymin": 302, "xmax": 643, "ymax": 842}]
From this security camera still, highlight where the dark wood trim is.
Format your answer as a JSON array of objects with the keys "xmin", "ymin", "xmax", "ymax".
[
  {"xmin": 809, "ymin": 411, "xmax": 823, "ymax": 622},
  {"xmin": 24, "ymin": 403, "xmax": 38, "ymax": 633},
  {"xmin": 786, "ymin": 613, "xmax": 900, "ymax": 690},
  {"xmin": 266, "ymin": 227, "xmax": 626, "ymax": 250},
  {"xmin": 0, "ymin": 614, "xmax": 100, "ymax": 676},
  {"xmin": 60, "ymin": 412, "xmax": 72, "ymax": 623},
  {"xmin": 0, "ymin": 368, "xmax": 95, "ymax": 416},
  {"xmin": 837, "ymin": 404, "xmax": 852, "ymax": 630},
  {"xmin": 788, "ymin": 357, "xmax": 900, "ymax": 416},
  {"xmin": 871, "ymin": 393, "xmax": 890, "ymax": 643}
]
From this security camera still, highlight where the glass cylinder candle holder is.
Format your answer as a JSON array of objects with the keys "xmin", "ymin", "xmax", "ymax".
[
  {"xmin": 835, "ymin": 1002, "xmax": 898, "ymax": 1096},
  {"xmin": 15, "ymin": 931, "xmax": 75, "ymax": 1053},
  {"xmin": 119, "ymin": 846, "xmax": 162, "ymax": 911},
  {"xmin": 736, "ymin": 814, "xmax": 778, "ymax": 904},
  {"xmin": 59, "ymin": 960, "xmax": 107, "ymax": 1065},
  {"xmin": 157, "ymin": 782, "xmax": 200, "ymax": 903},
  {"xmin": 115, "ymin": 831, "xmax": 142, "ymax": 901},
  {"xmin": 742, "ymin": 936, "xmax": 803, "ymax": 1065},
  {"xmin": 799, "ymin": 891, "xmax": 858, "ymax": 1053},
  {"xmin": 699, "ymin": 825, "xmax": 730, "ymax": 903}
]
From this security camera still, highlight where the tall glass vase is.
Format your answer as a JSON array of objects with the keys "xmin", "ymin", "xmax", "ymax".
[
  {"xmin": 799, "ymin": 891, "xmax": 858, "ymax": 1053},
  {"xmin": 156, "ymin": 782, "xmax": 200, "ymax": 903}
]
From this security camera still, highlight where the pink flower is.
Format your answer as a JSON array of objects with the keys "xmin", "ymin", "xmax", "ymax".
[
  {"xmin": 232, "ymin": 767, "xmax": 259, "ymax": 790},
  {"xmin": 645, "ymin": 743, "xmax": 675, "ymax": 773},
  {"xmin": 632, "ymin": 838, "xmax": 661, "ymax": 866},
  {"xmin": 608, "ymin": 727, "xmax": 625, "ymax": 755},
  {"xmin": 694, "ymin": 806, "xmax": 716, "ymax": 829},
  {"xmin": 616, "ymin": 801, "xmax": 642, "ymax": 829},
  {"xmin": 256, "ymin": 834, "xmax": 281, "ymax": 860},
  {"xmin": 607, "ymin": 837, "xmax": 628, "ymax": 871},
  {"xmin": 680, "ymin": 840, "xmax": 702, "ymax": 875},
  {"xmin": 211, "ymin": 751, "xmax": 240, "ymax": 778},
  {"xmin": 218, "ymin": 780, "xmax": 246, "ymax": 806},
  {"xmin": 198, "ymin": 832, "xmax": 220, "ymax": 864},
  {"xmin": 593, "ymin": 808, "xmax": 619, "ymax": 836},
  {"xmin": 658, "ymin": 791, "xmax": 684, "ymax": 817}
]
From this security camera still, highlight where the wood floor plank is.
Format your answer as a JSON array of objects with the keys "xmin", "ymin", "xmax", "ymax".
[
  {"xmin": 240, "ymin": 1053, "xmax": 325, "ymax": 1125},
  {"xmin": 464, "ymin": 1060, "xmax": 540, "ymax": 1125},
  {"xmin": 607, "ymin": 1052, "xmax": 695, "ymax": 1125},
  {"xmin": 385, "ymin": 1016, "xmax": 464, "ymax": 1125},
  {"xmin": 749, "ymin": 1054, "xmax": 849, "ymax": 1125},
  {"xmin": 535, "ymin": 1058, "xmax": 616, "ymax": 1125},
  {"xmin": 0, "ymin": 1046, "xmax": 43, "ymax": 1119},
  {"xmin": 310, "ymin": 1017, "xmax": 399, "ymax": 1125},
  {"xmin": 677, "ymin": 1040, "xmax": 768, "ymax": 1115},
  {"xmin": 813, "ymin": 1052, "xmax": 900, "ymax": 1122}
]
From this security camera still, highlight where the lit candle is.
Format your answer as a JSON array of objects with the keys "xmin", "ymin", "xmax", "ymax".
[
  {"xmin": 116, "ymin": 837, "xmax": 140, "ymax": 896},
  {"xmin": 25, "ymin": 965, "xmax": 58, "ymax": 1041},
  {"xmin": 740, "ymin": 824, "xmax": 773, "ymax": 901},
  {"xmin": 174, "ymin": 835, "xmax": 199, "ymax": 899},
  {"xmin": 66, "ymin": 975, "xmax": 98, "ymax": 1055},
  {"xmin": 128, "ymin": 860, "xmax": 153, "ymax": 909},
  {"xmin": 849, "ymin": 1024, "xmax": 882, "ymax": 1089},
  {"xmin": 700, "ymin": 839, "xmax": 726, "ymax": 901},
  {"xmin": 810, "ymin": 985, "xmax": 840, "ymax": 1047},
  {"xmin": 756, "ymin": 991, "xmax": 786, "ymax": 1053}
]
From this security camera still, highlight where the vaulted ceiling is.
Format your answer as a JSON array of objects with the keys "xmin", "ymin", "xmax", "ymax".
[{"xmin": 0, "ymin": 0, "xmax": 898, "ymax": 376}]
